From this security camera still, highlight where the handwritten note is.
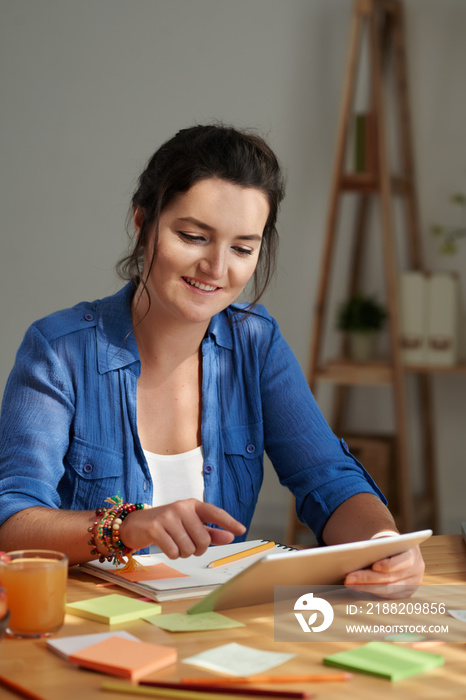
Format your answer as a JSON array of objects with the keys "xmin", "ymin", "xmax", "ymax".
[{"xmin": 182, "ymin": 642, "xmax": 295, "ymax": 676}]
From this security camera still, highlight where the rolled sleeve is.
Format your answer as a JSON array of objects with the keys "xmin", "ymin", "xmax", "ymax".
[
  {"xmin": 260, "ymin": 320, "xmax": 386, "ymax": 542},
  {"xmin": 0, "ymin": 325, "xmax": 75, "ymax": 525}
]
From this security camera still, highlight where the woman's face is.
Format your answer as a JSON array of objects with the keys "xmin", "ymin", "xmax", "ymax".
[{"xmin": 135, "ymin": 178, "xmax": 270, "ymax": 327}]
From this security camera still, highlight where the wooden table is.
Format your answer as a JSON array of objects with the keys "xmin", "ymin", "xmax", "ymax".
[{"xmin": 1, "ymin": 535, "xmax": 466, "ymax": 700}]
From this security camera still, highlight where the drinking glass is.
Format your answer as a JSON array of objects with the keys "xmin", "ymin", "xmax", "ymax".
[
  {"xmin": 0, "ymin": 550, "xmax": 67, "ymax": 638},
  {"xmin": 0, "ymin": 586, "xmax": 9, "ymax": 639}
]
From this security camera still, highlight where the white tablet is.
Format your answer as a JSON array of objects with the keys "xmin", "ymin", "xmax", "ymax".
[{"xmin": 187, "ymin": 529, "xmax": 432, "ymax": 614}]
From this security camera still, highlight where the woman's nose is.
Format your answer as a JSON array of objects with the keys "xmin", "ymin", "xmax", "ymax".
[{"xmin": 199, "ymin": 247, "xmax": 226, "ymax": 280}]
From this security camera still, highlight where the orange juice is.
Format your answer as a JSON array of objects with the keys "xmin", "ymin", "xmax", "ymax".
[{"xmin": 0, "ymin": 550, "xmax": 67, "ymax": 637}]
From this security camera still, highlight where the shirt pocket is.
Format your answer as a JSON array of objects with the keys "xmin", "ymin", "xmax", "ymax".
[
  {"xmin": 222, "ymin": 422, "xmax": 264, "ymax": 507},
  {"xmin": 63, "ymin": 436, "xmax": 124, "ymax": 510}
]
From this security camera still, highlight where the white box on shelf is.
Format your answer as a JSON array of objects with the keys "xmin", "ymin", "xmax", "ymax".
[
  {"xmin": 398, "ymin": 271, "xmax": 428, "ymax": 365},
  {"xmin": 426, "ymin": 272, "xmax": 459, "ymax": 366}
]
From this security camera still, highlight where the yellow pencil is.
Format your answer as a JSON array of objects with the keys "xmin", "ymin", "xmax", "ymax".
[
  {"xmin": 182, "ymin": 673, "xmax": 353, "ymax": 684},
  {"xmin": 207, "ymin": 541, "xmax": 276, "ymax": 569}
]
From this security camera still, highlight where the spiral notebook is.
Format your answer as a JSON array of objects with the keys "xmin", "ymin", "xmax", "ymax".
[{"xmin": 80, "ymin": 540, "xmax": 294, "ymax": 602}]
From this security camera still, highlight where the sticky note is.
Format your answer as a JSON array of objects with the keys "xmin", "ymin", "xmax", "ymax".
[
  {"xmin": 65, "ymin": 593, "xmax": 161, "ymax": 624},
  {"xmin": 182, "ymin": 642, "xmax": 295, "ymax": 676},
  {"xmin": 47, "ymin": 631, "xmax": 140, "ymax": 660},
  {"xmin": 112, "ymin": 563, "xmax": 188, "ymax": 582},
  {"xmin": 69, "ymin": 636, "xmax": 176, "ymax": 680},
  {"xmin": 448, "ymin": 609, "xmax": 466, "ymax": 623},
  {"xmin": 144, "ymin": 611, "xmax": 244, "ymax": 632},
  {"xmin": 324, "ymin": 641, "xmax": 444, "ymax": 681}
]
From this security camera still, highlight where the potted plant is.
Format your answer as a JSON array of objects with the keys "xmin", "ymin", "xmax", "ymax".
[
  {"xmin": 431, "ymin": 192, "xmax": 466, "ymax": 255},
  {"xmin": 337, "ymin": 293, "xmax": 387, "ymax": 361}
]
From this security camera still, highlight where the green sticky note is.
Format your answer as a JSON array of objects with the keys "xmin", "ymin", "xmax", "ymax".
[
  {"xmin": 65, "ymin": 594, "xmax": 161, "ymax": 625},
  {"xmin": 384, "ymin": 632, "xmax": 426, "ymax": 642},
  {"xmin": 144, "ymin": 611, "xmax": 244, "ymax": 632},
  {"xmin": 324, "ymin": 641, "xmax": 444, "ymax": 681}
]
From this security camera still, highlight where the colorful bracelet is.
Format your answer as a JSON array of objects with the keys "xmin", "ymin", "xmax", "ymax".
[
  {"xmin": 88, "ymin": 493, "xmax": 149, "ymax": 570},
  {"xmin": 87, "ymin": 507, "xmax": 106, "ymax": 561}
]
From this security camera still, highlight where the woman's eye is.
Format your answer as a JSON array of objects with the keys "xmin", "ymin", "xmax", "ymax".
[
  {"xmin": 178, "ymin": 232, "xmax": 205, "ymax": 243},
  {"xmin": 233, "ymin": 247, "xmax": 254, "ymax": 256}
]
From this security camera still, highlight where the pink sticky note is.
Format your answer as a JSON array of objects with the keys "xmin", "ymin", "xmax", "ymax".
[{"xmin": 113, "ymin": 563, "xmax": 188, "ymax": 582}]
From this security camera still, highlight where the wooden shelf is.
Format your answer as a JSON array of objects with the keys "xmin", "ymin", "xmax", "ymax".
[
  {"xmin": 315, "ymin": 360, "xmax": 394, "ymax": 385},
  {"xmin": 404, "ymin": 363, "xmax": 466, "ymax": 375},
  {"xmin": 316, "ymin": 359, "xmax": 466, "ymax": 386},
  {"xmin": 340, "ymin": 173, "xmax": 410, "ymax": 194},
  {"xmin": 286, "ymin": 0, "xmax": 439, "ymax": 544}
]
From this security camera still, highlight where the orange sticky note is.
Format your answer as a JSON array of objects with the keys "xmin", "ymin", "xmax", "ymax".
[
  {"xmin": 113, "ymin": 563, "xmax": 188, "ymax": 582},
  {"xmin": 69, "ymin": 636, "xmax": 177, "ymax": 681}
]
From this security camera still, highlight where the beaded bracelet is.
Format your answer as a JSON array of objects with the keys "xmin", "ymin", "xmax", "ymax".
[
  {"xmin": 99, "ymin": 502, "xmax": 144, "ymax": 559},
  {"xmin": 87, "ymin": 493, "xmax": 149, "ymax": 571},
  {"xmin": 87, "ymin": 506, "xmax": 108, "ymax": 560}
]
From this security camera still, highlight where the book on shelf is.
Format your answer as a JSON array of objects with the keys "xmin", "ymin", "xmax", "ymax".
[{"xmin": 80, "ymin": 540, "xmax": 293, "ymax": 603}]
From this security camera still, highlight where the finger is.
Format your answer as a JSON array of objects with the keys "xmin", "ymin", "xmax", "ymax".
[
  {"xmin": 195, "ymin": 501, "xmax": 246, "ymax": 535},
  {"xmin": 178, "ymin": 517, "xmax": 213, "ymax": 557},
  {"xmin": 345, "ymin": 582, "xmax": 420, "ymax": 599},
  {"xmin": 150, "ymin": 526, "xmax": 183, "ymax": 560},
  {"xmin": 160, "ymin": 511, "xmax": 208, "ymax": 558},
  {"xmin": 206, "ymin": 526, "xmax": 236, "ymax": 547},
  {"xmin": 371, "ymin": 549, "xmax": 413, "ymax": 573},
  {"xmin": 345, "ymin": 566, "xmax": 416, "ymax": 586}
]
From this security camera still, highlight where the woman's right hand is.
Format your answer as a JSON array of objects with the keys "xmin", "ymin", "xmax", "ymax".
[{"xmin": 119, "ymin": 499, "xmax": 246, "ymax": 559}]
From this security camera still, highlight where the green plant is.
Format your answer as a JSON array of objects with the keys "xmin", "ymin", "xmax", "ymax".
[
  {"xmin": 431, "ymin": 192, "xmax": 466, "ymax": 254},
  {"xmin": 337, "ymin": 294, "xmax": 387, "ymax": 332}
]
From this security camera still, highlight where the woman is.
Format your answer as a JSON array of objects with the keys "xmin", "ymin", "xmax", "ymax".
[{"xmin": 0, "ymin": 124, "xmax": 423, "ymax": 590}]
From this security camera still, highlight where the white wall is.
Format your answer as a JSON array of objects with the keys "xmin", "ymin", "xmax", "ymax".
[{"xmin": 1, "ymin": 0, "xmax": 465, "ymax": 541}]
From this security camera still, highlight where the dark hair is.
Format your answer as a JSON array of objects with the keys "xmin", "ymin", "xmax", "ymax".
[{"xmin": 117, "ymin": 124, "xmax": 285, "ymax": 305}]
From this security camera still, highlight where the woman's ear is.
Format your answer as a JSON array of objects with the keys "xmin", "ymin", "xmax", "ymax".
[{"xmin": 133, "ymin": 207, "xmax": 145, "ymax": 237}]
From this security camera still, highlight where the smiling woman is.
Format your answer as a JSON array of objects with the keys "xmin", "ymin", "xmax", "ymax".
[
  {"xmin": 132, "ymin": 179, "xmax": 269, "ymax": 330},
  {"xmin": 0, "ymin": 124, "xmax": 424, "ymax": 596}
]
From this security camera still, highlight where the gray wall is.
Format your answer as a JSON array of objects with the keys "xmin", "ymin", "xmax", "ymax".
[{"xmin": 1, "ymin": 0, "xmax": 465, "ymax": 541}]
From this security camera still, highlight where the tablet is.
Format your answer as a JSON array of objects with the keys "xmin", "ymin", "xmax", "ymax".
[{"xmin": 187, "ymin": 529, "xmax": 432, "ymax": 614}]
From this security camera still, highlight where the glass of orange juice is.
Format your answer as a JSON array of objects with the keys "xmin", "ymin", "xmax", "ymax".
[
  {"xmin": 0, "ymin": 550, "xmax": 68, "ymax": 638},
  {"xmin": 0, "ymin": 586, "xmax": 9, "ymax": 640}
]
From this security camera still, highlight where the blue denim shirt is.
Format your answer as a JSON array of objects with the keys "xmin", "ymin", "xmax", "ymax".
[{"xmin": 0, "ymin": 283, "xmax": 385, "ymax": 543}]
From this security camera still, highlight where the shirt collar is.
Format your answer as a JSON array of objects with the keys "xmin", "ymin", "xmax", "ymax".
[
  {"xmin": 96, "ymin": 283, "xmax": 242, "ymax": 373},
  {"xmin": 206, "ymin": 304, "xmax": 250, "ymax": 350},
  {"xmin": 96, "ymin": 283, "xmax": 141, "ymax": 374}
]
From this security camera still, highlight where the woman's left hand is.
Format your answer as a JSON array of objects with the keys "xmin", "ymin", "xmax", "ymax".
[{"xmin": 344, "ymin": 545, "xmax": 425, "ymax": 598}]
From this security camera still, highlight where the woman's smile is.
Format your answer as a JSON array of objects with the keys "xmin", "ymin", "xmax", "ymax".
[{"xmin": 181, "ymin": 276, "xmax": 222, "ymax": 293}]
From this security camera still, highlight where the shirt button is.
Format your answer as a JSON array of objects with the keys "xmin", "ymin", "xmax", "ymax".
[
  {"xmin": 204, "ymin": 464, "xmax": 213, "ymax": 474},
  {"xmin": 83, "ymin": 463, "xmax": 93, "ymax": 474},
  {"xmin": 84, "ymin": 313, "xmax": 94, "ymax": 322},
  {"xmin": 246, "ymin": 443, "xmax": 256, "ymax": 454}
]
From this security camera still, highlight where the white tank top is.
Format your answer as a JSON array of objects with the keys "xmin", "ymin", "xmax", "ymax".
[{"xmin": 143, "ymin": 446, "xmax": 205, "ymax": 507}]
